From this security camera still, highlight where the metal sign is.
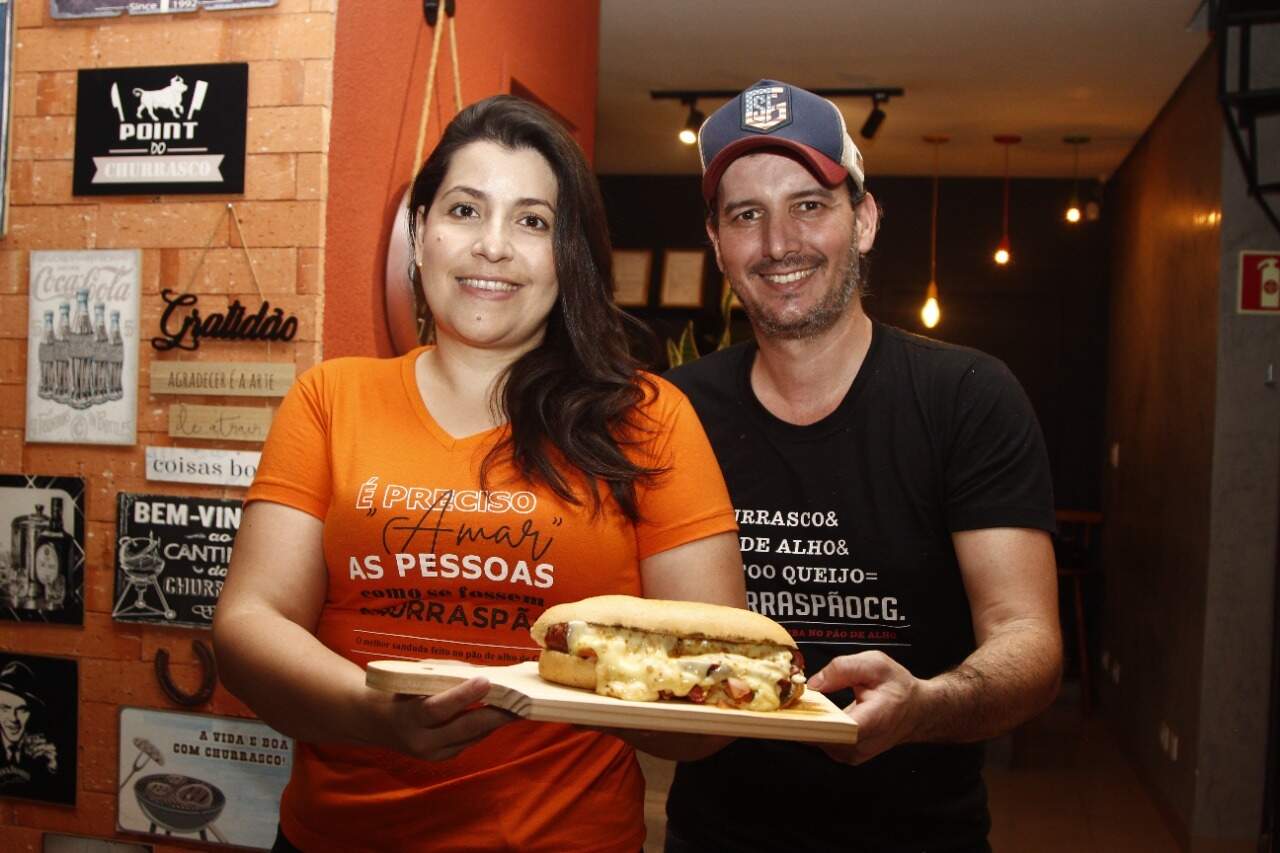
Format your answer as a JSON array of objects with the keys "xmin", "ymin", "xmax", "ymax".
[
  {"xmin": 117, "ymin": 707, "xmax": 291, "ymax": 849},
  {"xmin": 113, "ymin": 493, "xmax": 242, "ymax": 629},
  {"xmin": 73, "ymin": 63, "xmax": 247, "ymax": 196},
  {"xmin": 26, "ymin": 250, "xmax": 140, "ymax": 446},
  {"xmin": 52, "ymin": 1, "xmax": 276, "ymax": 20},
  {"xmin": 0, "ymin": 653, "xmax": 77, "ymax": 806},
  {"xmin": 0, "ymin": 474, "xmax": 85, "ymax": 625}
]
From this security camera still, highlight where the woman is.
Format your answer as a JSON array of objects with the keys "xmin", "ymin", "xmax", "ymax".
[{"xmin": 213, "ymin": 95, "xmax": 744, "ymax": 853}]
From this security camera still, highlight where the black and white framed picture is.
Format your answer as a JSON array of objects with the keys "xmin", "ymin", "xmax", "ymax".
[
  {"xmin": 0, "ymin": 653, "xmax": 78, "ymax": 806},
  {"xmin": 114, "ymin": 493, "xmax": 241, "ymax": 629},
  {"xmin": 0, "ymin": 0, "xmax": 15, "ymax": 236},
  {"xmin": 0, "ymin": 474, "xmax": 85, "ymax": 625},
  {"xmin": 52, "ymin": 1, "xmax": 276, "ymax": 20},
  {"xmin": 118, "ymin": 707, "xmax": 291, "ymax": 848},
  {"xmin": 26, "ymin": 250, "xmax": 141, "ymax": 446},
  {"xmin": 73, "ymin": 63, "xmax": 248, "ymax": 196}
]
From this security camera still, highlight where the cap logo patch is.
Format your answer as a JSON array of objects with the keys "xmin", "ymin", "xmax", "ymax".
[{"xmin": 742, "ymin": 85, "xmax": 790, "ymax": 132}]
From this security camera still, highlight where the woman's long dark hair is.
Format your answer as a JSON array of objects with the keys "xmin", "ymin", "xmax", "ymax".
[{"xmin": 407, "ymin": 95, "xmax": 658, "ymax": 520}]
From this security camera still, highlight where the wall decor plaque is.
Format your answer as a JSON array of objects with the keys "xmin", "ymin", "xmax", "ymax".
[
  {"xmin": 152, "ymin": 289, "xmax": 300, "ymax": 351},
  {"xmin": 44, "ymin": 834, "xmax": 152, "ymax": 853},
  {"xmin": 659, "ymin": 249, "xmax": 706, "ymax": 308},
  {"xmin": 114, "ymin": 493, "xmax": 241, "ymax": 628},
  {"xmin": 0, "ymin": 653, "xmax": 78, "ymax": 806},
  {"xmin": 53, "ymin": 0, "xmax": 275, "ymax": 17},
  {"xmin": 150, "ymin": 361, "xmax": 294, "ymax": 398},
  {"xmin": 73, "ymin": 63, "xmax": 247, "ymax": 196},
  {"xmin": 0, "ymin": 0, "xmax": 14, "ymax": 237},
  {"xmin": 144, "ymin": 447, "xmax": 260, "ymax": 488},
  {"xmin": 0, "ymin": 474, "xmax": 85, "ymax": 625},
  {"xmin": 26, "ymin": 250, "xmax": 140, "ymax": 446},
  {"xmin": 168, "ymin": 403, "xmax": 272, "ymax": 443},
  {"xmin": 118, "ymin": 707, "xmax": 292, "ymax": 849}
]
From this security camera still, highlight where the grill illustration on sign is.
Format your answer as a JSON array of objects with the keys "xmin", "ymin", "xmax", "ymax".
[
  {"xmin": 113, "ymin": 534, "xmax": 177, "ymax": 622},
  {"xmin": 133, "ymin": 773, "xmax": 228, "ymax": 842}
]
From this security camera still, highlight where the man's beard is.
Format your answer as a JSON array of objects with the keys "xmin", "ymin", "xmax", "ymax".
[{"xmin": 730, "ymin": 239, "xmax": 864, "ymax": 340}]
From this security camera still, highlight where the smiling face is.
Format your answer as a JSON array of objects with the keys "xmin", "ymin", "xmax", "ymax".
[
  {"xmin": 414, "ymin": 140, "xmax": 560, "ymax": 356},
  {"xmin": 709, "ymin": 151, "xmax": 878, "ymax": 340},
  {"xmin": 0, "ymin": 688, "xmax": 30, "ymax": 746}
]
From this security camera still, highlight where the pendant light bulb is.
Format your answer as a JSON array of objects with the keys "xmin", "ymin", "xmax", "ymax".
[
  {"xmin": 994, "ymin": 237, "xmax": 1011, "ymax": 266},
  {"xmin": 921, "ymin": 280, "xmax": 941, "ymax": 328},
  {"xmin": 993, "ymin": 135, "xmax": 1020, "ymax": 267},
  {"xmin": 1065, "ymin": 205, "xmax": 1082, "ymax": 223}
]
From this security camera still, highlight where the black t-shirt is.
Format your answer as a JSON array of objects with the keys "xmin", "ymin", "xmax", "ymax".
[{"xmin": 664, "ymin": 322, "xmax": 1054, "ymax": 853}]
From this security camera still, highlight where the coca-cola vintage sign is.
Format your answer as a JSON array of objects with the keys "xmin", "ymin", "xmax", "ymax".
[{"xmin": 26, "ymin": 250, "xmax": 140, "ymax": 446}]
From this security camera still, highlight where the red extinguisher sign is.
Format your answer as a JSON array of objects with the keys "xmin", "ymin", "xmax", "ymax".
[{"xmin": 1238, "ymin": 251, "xmax": 1280, "ymax": 314}]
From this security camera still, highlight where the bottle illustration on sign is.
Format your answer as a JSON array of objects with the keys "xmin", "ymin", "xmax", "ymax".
[
  {"xmin": 114, "ymin": 533, "xmax": 177, "ymax": 621},
  {"xmin": 35, "ymin": 288, "xmax": 126, "ymax": 410},
  {"xmin": 1261, "ymin": 258, "xmax": 1279, "ymax": 309},
  {"xmin": 7, "ymin": 499, "xmax": 71, "ymax": 611}
]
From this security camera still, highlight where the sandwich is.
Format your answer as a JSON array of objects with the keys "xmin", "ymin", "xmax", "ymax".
[{"xmin": 530, "ymin": 595, "xmax": 806, "ymax": 712}]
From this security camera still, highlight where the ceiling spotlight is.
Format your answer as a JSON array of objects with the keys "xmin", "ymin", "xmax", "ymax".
[
  {"xmin": 678, "ymin": 102, "xmax": 704, "ymax": 146},
  {"xmin": 860, "ymin": 94, "xmax": 887, "ymax": 139}
]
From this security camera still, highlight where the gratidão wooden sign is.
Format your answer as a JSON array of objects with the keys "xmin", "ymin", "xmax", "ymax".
[
  {"xmin": 152, "ymin": 290, "xmax": 299, "ymax": 352},
  {"xmin": 150, "ymin": 362, "xmax": 294, "ymax": 398}
]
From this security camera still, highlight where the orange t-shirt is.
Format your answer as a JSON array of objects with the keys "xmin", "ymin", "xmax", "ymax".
[{"xmin": 245, "ymin": 348, "xmax": 737, "ymax": 853}]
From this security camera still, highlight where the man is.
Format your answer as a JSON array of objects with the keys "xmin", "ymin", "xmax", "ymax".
[
  {"xmin": 0, "ymin": 660, "xmax": 58, "ymax": 791},
  {"xmin": 664, "ymin": 80, "xmax": 1062, "ymax": 852}
]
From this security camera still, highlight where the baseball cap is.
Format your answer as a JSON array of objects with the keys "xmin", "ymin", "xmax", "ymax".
[{"xmin": 699, "ymin": 79, "xmax": 866, "ymax": 204}]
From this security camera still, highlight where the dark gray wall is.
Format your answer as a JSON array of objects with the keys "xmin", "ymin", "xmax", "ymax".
[
  {"xmin": 1099, "ymin": 46, "xmax": 1221, "ymax": 844},
  {"xmin": 1101, "ymin": 41, "xmax": 1280, "ymax": 851},
  {"xmin": 1195, "ymin": 24, "xmax": 1280, "ymax": 847}
]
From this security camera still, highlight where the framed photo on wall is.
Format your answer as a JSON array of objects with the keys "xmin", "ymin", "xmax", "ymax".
[
  {"xmin": 0, "ymin": 652, "xmax": 78, "ymax": 806},
  {"xmin": 26, "ymin": 250, "xmax": 141, "ymax": 446},
  {"xmin": 612, "ymin": 249, "xmax": 652, "ymax": 307},
  {"xmin": 0, "ymin": 474, "xmax": 85, "ymax": 625},
  {"xmin": 660, "ymin": 249, "xmax": 705, "ymax": 308}
]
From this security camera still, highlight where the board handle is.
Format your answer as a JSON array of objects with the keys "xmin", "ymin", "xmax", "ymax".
[{"xmin": 365, "ymin": 659, "xmax": 534, "ymax": 718}]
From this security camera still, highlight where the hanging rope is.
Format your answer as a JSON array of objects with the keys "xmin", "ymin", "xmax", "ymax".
[
  {"xmin": 180, "ymin": 203, "xmax": 264, "ymax": 300},
  {"xmin": 411, "ymin": 9, "xmax": 464, "ymax": 183}
]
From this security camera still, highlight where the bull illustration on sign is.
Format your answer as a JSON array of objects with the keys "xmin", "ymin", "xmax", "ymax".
[{"xmin": 110, "ymin": 77, "xmax": 209, "ymax": 144}]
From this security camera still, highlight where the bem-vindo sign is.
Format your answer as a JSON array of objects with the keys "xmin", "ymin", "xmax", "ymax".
[{"xmin": 73, "ymin": 63, "xmax": 248, "ymax": 196}]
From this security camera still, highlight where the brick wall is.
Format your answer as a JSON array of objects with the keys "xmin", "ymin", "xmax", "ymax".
[{"xmin": 0, "ymin": 0, "xmax": 334, "ymax": 848}]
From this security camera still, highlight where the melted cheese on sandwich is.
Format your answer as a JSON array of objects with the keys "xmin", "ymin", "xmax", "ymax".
[{"xmin": 565, "ymin": 621, "xmax": 802, "ymax": 712}]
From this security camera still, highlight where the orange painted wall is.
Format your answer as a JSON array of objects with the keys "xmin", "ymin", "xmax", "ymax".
[{"xmin": 324, "ymin": 0, "xmax": 600, "ymax": 358}]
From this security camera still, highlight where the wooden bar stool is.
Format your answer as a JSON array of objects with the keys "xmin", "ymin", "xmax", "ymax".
[{"xmin": 1054, "ymin": 509, "xmax": 1103, "ymax": 714}]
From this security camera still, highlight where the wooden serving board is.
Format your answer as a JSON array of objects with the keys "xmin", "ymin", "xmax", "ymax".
[{"xmin": 366, "ymin": 659, "xmax": 857, "ymax": 744}]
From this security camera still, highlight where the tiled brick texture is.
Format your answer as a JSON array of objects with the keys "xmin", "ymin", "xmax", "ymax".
[{"xmin": 0, "ymin": 0, "xmax": 333, "ymax": 839}]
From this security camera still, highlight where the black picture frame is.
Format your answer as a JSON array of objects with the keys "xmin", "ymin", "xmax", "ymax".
[
  {"xmin": 0, "ymin": 474, "xmax": 86, "ymax": 625},
  {"xmin": 0, "ymin": 652, "xmax": 78, "ymax": 806}
]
